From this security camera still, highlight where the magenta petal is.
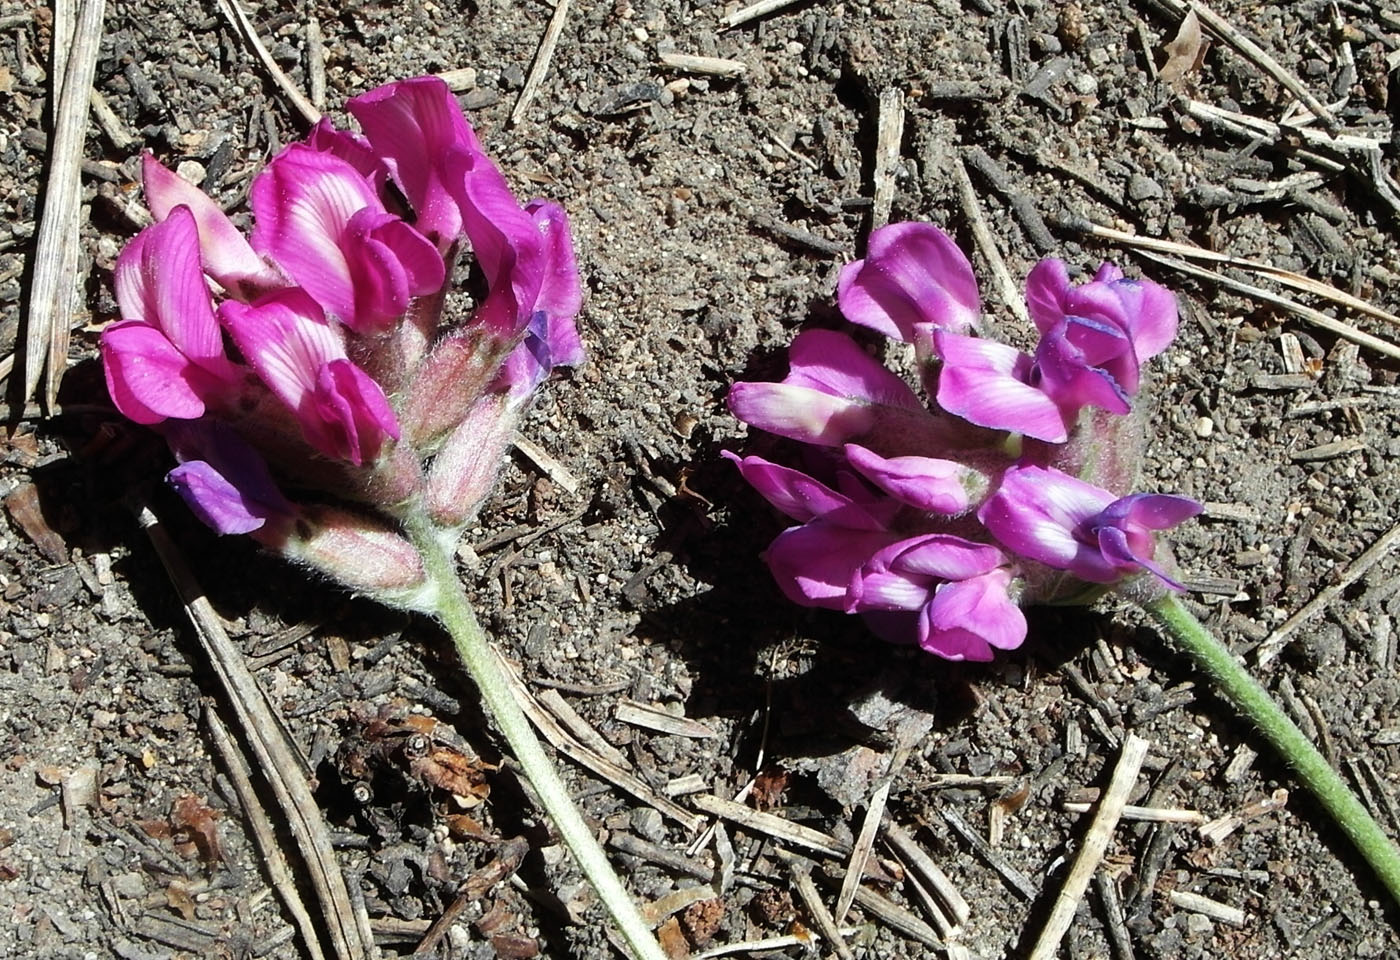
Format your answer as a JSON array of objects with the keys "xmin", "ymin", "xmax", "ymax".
[
  {"xmin": 348, "ymin": 77, "xmax": 485, "ymax": 244},
  {"xmin": 450, "ymin": 150, "xmax": 544, "ymax": 336},
  {"xmin": 1117, "ymin": 493, "xmax": 1204, "ymax": 530},
  {"xmin": 921, "ymin": 569, "xmax": 1026, "ymax": 660},
  {"xmin": 306, "ymin": 119, "xmax": 388, "ymax": 190},
  {"xmin": 1024, "ymin": 258, "xmax": 1071, "ymax": 334},
  {"xmin": 310, "ymin": 359, "xmax": 401, "ymax": 465},
  {"xmin": 729, "ymin": 382, "xmax": 877, "ymax": 447},
  {"xmin": 876, "ymin": 534, "xmax": 1003, "ymax": 582},
  {"xmin": 250, "ymin": 145, "xmax": 384, "ymax": 324},
  {"xmin": 978, "ymin": 466, "xmax": 1119, "ymax": 580},
  {"xmin": 142, "ymin": 154, "xmax": 276, "ymax": 292},
  {"xmin": 843, "ymin": 443, "xmax": 974, "ymax": 514},
  {"xmin": 113, "ymin": 207, "xmax": 227, "ymax": 368},
  {"xmin": 1034, "ymin": 317, "xmax": 1134, "ymax": 414},
  {"xmin": 766, "ymin": 523, "xmax": 898, "ymax": 609},
  {"xmin": 369, "ymin": 215, "xmax": 447, "ymax": 296},
  {"xmin": 722, "ymin": 451, "xmax": 856, "ymax": 523},
  {"xmin": 525, "ymin": 199, "xmax": 585, "ymax": 367},
  {"xmin": 933, "ymin": 332, "xmax": 1068, "ymax": 442},
  {"xmin": 100, "ymin": 321, "xmax": 210, "ymax": 424},
  {"xmin": 837, "ymin": 222, "xmax": 980, "ymax": 341},
  {"xmin": 786, "ymin": 330, "xmax": 923, "ymax": 409}
]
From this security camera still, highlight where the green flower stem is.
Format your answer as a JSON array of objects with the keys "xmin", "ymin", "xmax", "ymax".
[
  {"xmin": 1143, "ymin": 592, "xmax": 1400, "ymax": 906},
  {"xmin": 406, "ymin": 513, "xmax": 666, "ymax": 960}
]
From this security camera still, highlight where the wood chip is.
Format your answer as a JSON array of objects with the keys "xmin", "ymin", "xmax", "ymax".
[
  {"xmin": 1199, "ymin": 788, "xmax": 1289, "ymax": 844},
  {"xmin": 870, "ymin": 87, "xmax": 905, "ymax": 230},
  {"xmin": 1060, "ymin": 802, "xmax": 1203, "ymax": 823},
  {"xmin": 615, "ymin": 700, "xmax": 718, "ymax": 739},
  {"xmin": 658, "ymin": 52, "xmax": 746, "ymax": 77},
  {"xmin": 537, "ymin": 688, "xmax": 631, "ymax": 767},
  {"xmin": 1026, "ymin": 734, "xmax": 1149, "ymax": 960},
  {"xmin": 719, "ymin": 0, "xmax": 805, "ymax": 29},
  {"xmin": 1168, "ymin": 889, "xmax": 1247, "ymax": 927},
  {"xmin": 5, "ymin": 482, "xmax": 68, "ymax": 563},
  {"xmin": 513, "ymin": 435, "xmax": 581, "ymax": 495}
]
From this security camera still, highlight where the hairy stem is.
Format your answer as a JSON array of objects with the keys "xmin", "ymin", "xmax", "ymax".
[
  {"xmin": 406, "ymin": 513, "xmax": 666, "ymax": 960},
  {"xmin": 1143, "ymin": 592, "xmax": 1400, "ymax": 907}
]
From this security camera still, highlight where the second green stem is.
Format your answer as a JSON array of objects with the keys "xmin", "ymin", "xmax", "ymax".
[{"xmin": 1144, "ymin": 592, "xmax": 1400, "ymax": 907}]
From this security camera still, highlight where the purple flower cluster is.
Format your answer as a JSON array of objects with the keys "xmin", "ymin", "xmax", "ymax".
[
  {"xmin": 728, "ymin": 222, "xmax": 1199, "ymax": 661},
  {"xmin": 101, "ymin": 78, "xmax": 582, "ymax": 604}
]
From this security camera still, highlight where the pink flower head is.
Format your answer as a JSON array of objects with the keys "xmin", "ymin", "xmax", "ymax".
[
  {"xmin": 347, "ymin": 76, "xmax": 485, "ymax": 246},
  {"xmin": 250, "ymin": 144, "xmax": 445, "ymax": 334},
  {"xmin": 978, "ymin": 465, "xmax": 1201, "ymax": 587},
  {"xmin": 846, "ymin": 535, "xmax": 1026, "ymax": 661},
  {"xmin": 728, "ymin": 330, "xmax": 928, "ymax": 448},
  {"xmin": 219, "ymin": 288, "xmax": 400, "ymax": 465},
  {"xmin": 102, "ymin": 206, "xmax": 242, "ymax": 424},
  {"xmin": 837, "ymin": 222, "xmax": 980, "ymax": 348}
]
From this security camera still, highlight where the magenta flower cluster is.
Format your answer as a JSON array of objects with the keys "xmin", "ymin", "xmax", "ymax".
[
  {"xmin": 101, "ymin": 78, "xmax": 582, "ymax": 606},
  {"xmin": 727, "ymin": 223, "xmax": 1200, "ymax": 662}
]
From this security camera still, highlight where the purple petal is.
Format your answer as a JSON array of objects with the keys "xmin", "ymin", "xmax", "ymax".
[
  {"xmin": 723, "ymin": 451, "xmax": 857, "ymax": 523},
  {"xmin": 449, "ymin": 149, "xmax": 544, "ymax": 337},
  {"xmin": 347, "ymin": 77, "xmax": 485, "ymax": 245},
  {"xmin": 729, "ymin": 381, "xmax": 884, "ymax": 447},
  {"xmin": 920, "ymin": 568, "xmax": 1026, "ymax": 661},
  {"xmin": 142, "ymin": 154, "xmax": 278, "ymax": 293},
  {"xmin": 163, "ymin": 420, "xmax": 295, "ymax": 535},
  {"xmin": 978, "ymin": 466, "xmax": 1116, "ymax": 576},
  {"xmin": 1024, "ymin": 258, "xmax": 1071, "ymax": 334},
  {"xmin": 765, "ymin": 523, "xmax": 898, "ymax": 609},
  {"xmin": 367, "ymin": 214, "xmax": 447, "ymax": 297},
  {"xmin": 525, "ymin": 199, "xmax": 585, "ymax": 367},
  {"xmin": 933, "ymin": 331, "xmax": 1068, "ymax": 442},
  {"xmin": 1034, "ymin": 317, "xmax": 1133, "ymax": 414},
  {"xmin": 877, "ymin": 534, "xmax": 1004, "ymax": 582},
  {"xmin": 843, "ymin": 443, "xmax": 977, "ymax": 514},
  {"xmin": 100, "ymin": 321, "xmax": 212, "ymax": 424},
  {"xmin": 785, "ymin": 330, "xmax": 923, "ymax": 410},
  {"xmin": 837, "ymin": 222, "xmax": 980, "ymax": 341},
  {"xmin": 1114, "ymin": 492, "xmax": 1204, "ymax": 530}
]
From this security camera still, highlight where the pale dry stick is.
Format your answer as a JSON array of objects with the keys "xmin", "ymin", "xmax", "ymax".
[
  {"xmin": 1154, "ymin": 0, "xmax": 1337, "ymax": 132},
  {"xmin": 774, "ymin": 850, "xmax": 855, "ymax": 960},
  {"xmin": 24, "ymin": 0, "xmax": 103, "ymax": 412},
  {"xmin": 941, "ymin": 807, "xmax": 1038, "ymax": 900},
  {"xmin": 925, "ymin": 773, "xmax": 1015, "ymax": 789},
  {"xmin": 870, "ymin": 88, "xmax": 905, "ymax": 231},
  {"xmin": 512, "ymin": 435, "xmax": 580, "ymax": 495},
  {"xmin": 658, "ymin": 51, "xmax": 747, "ymax": 77},
  {"xmin": 1025, "ymin": 733, "xmax": 1150, "ymax": 960},
  {"xmin": 690, "ymin": 793, "xmax": 850, "ymax": 858},
  {"xmin": 899, "ymin": 871, "xmax": 956, "ymax": 939},
  {"xmin": 511, "ymin": 0, "xmax": 572, "ymax": 125},
  {"xmin": 1137, "ymin": 251, "xmax": 1400, "ymax": 361},
  {"xmin": 215, "ymin": 0, "xmax": 321, "ymax": 126},
  {"xmin": 1068, "ymin": 219, "xmax": 1400, "ymax": 331},
  {"xmin": 615, "ymin": 700, "xmax": 718, "ymax": 739},
  {"xmin": 205, "ymin": 706, "xmax": 327, "ymax": 960},
  {"xmin": 720, "ymin": 0, "xmax": 805, "ymax": 29},
  {"xmin": 691, "ymin": 929, "xmax": 861, "ymax": 959},
  {"xmin": 1061, "ymin": 802, "xmax": 1204, "ymax": 823},
  {"xmin": 138, "ymin": 505, "xmax": 374, "ymax": 960},
  {"xmin": 492, "ymin": 648, "xmax": 704, "ymax": 830},
  {"xmin": 952, "ymin": 151, "xmax": 1032, "ymax": 335},
  {"xmin": 815, "ymin": 867, "xmax": 943, "ymax": 948},
  {"xmin": 537, "ymin": 688, "xmax": 632, "ymax": 768},
  {"xmin": 306, "ymin": 16, "xmax": 327, "ymax": 110},
  {"xmin": 834, "ymin": 750, "xmax": 903, "ymax": 924},
  {"xmin": 882, "ymin": 821, "xmax": 972, "ymax": 925},
  {"xmin": 1180, "ymin": 99, "xmax": 1377, "ymax": 154},
  {"xmin": 1255, "ymin": 519, "xmax": 1400, "ymax": 666},
  {"xmin": 1168, "ymin": 889, "xmax": 1247, "ymax": 927}
]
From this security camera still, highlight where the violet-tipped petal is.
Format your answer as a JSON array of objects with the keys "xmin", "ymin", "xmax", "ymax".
[
  {"xmin": 847, "ymin": 534, "xmax": 1006, "ymax": 611},
  {"xmin": 219, "ymin": 288, "xmax": 399, "ymax": 465},
  {"xmin": 843, "ymin": 443, "xmax": 982, "ymax": 515},
  {"xmin": 729, "ymin": 330, "xmax": 924, "ymax": 447},
  {"xmin": 163, "ymin": 420, "xmax": 296, "ymax": 536},
  {"xmin": 837, "ymin": 222, "xmax": 980, "ymax": 344},
  {"xmin": 932, "ymin": 331, "xmax": 1068, "ymax": 442},
  {"xmin": 1033, "ymin": 315, "xmax": 1135, "ymax": 414},
  {"xmin": 725, "ymin": 451, "xmax": 872, "ymax": 525},
  {"xmin": 347, "ymin": 76, "xmax": 485, "ymax": 246},
  {"xmin": 141, "ymin": 155, "xmax": 282, "ymax": 294},
  {"xmin": 978, "ymin": 465, "xmax": 1200, "ymax": 586},
  {"xmin": 1026, "ymin": 258, "xmax": 1178, "ymax": 363}
]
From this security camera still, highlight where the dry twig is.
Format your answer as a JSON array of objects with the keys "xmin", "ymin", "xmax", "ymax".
[
  {"xmin": 870, "ymin": 88, "xmax": 905, "ymax": 230},
  {"xmin": 1026, "ymin": 734, "xmax": 1149, "ymax": 960},
  {"xmin": 215, "ymin": 0, "xmax": 320, "ymax": 126},
  {"xmin": 511, "ymin": 0, "xmax": 572, "ymax": 125}
]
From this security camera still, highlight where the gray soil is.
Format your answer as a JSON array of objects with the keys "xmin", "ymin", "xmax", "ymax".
[{"xmin": 4, "ymin": 0, "xmax": 1400, "ymax": 958}]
